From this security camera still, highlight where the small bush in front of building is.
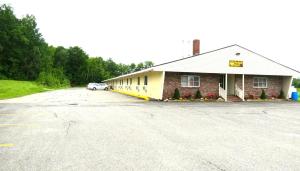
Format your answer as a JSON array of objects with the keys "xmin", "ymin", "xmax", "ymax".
[
  {"xmin": 271, "ymin": 94, "xmax": 277, "ymax": 99},
  {"xmin": 195, "ymin": 90, "xmax": 202, "ymax": 99},
  {"xmin": 206, "ymin": 93, "xmax": 216, "ymax": 100},
  {"xmin": 183, "ymin": 93, "xmax": 192, "ymax": 99},
  {"xmin": 247, "ymin": 94, "xmax": 255, "ymax": 100},
  {"xmin": 278, "ymin": 89, "xmax": 285, "ymax": 99},
  {"xmin": 173, "ymin": 88, "xmax": 180, "ymax": 100},
  {"xmin": 260, "ymin": 89, "xmax": 267, "ymax": 99}
]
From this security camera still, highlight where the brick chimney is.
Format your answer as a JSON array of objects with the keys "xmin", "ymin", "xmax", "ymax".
[{"xmin": 193, "ymin": 39, "xmax": 200, "ymax": 55}]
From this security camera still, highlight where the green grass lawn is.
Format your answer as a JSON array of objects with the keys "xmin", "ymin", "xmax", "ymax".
[{"xmin": 0, "ymin": 80, "xmax": 53, "ymax": 100}]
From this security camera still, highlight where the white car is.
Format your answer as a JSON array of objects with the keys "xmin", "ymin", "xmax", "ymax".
[{"xmin": 87, "ymin": 83, "xmax": 108, "ymax": 90}]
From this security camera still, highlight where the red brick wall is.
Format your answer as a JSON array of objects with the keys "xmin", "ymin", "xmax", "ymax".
[
  {"xmin": 244, "ymin": 75, "xmax": 283, "ymax": 98},
  {"xmin": 162, "ymin": 73, "xmax": 284, "ymax": 100},
  {"xmin": 162, "ymin": 72, "xmax": 220, "ymax": 99}
]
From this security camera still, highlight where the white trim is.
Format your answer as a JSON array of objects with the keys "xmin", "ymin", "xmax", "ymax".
[
  {"xmin": 225, "ymin": 73, "xmax": 228, "ymax": 101},
  {"xmin": 287, "ymin": 76, "xmax": 293, "ymax": 99},
  {"xmin": 181, "ymin": 75, "xmax": 200, "ymax": 87},
  {"xmin": 253, "ymin": 77, "xmax": 268, "ymax": 88},
  {"xmin": 242, "ymin": 74, "xmax": 245, "ymax": 101}
]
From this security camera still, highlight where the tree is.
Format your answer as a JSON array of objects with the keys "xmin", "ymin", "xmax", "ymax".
[
  {"xmin": 135, "ymin": 62, "xmax": 144, "ymax": 72},
  {"xmin": 40, "ymin": 44, "xmax": 55, "ymax": 72},
  {"xmin": 0, "ymin": 5, "xmax": 45, "ymax": 80},
  {"xmin": 292, "ymin": 78, "xmax": 300, "ymax": 88},
  {"xmin": 117, "ymin": 63, "xmax": 130, "ymax": 75},
  {"xmin": 104, "ymin": 58, "xmax": 119, "ymax": 78},
  {"xmin": 144, "ymin": 61, "xmax": 154, "ymax": 68},
  {"xmin": 14, "ymin": 15, "xmax": 45, "ymax": 80},
  {"xmin": 0, "ymin": 4, "xmax": 19, "ymax": 78},
  {"xmin": 129, "ymin": 63, "xmax": 136, "ymax": 73},
  {"xmin": 65, "ymin": 46, "xmax": 88, "ymax": 85},
  {"xmin": 53, "ymin": 46, "xmax": 68, "ymax": 69},
  {"xmin": 0, "ymin": 4, "xmax": 155, "ymax": 86},
  {"xmin": 85, "ymin": 57, "xmax": 109, "ymax": 83}
]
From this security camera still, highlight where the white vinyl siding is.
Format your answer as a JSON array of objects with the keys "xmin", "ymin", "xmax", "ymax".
[
  {"xmin": 181, "ymin": 75, "xmax": 200, "ymax": 87},
  {"xmin": 253, "ymin": 77, "xmax": 267, "ymax": 88}
]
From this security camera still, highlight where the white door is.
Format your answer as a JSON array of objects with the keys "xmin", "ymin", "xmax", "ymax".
[{"xmin": 227, "ymin": 74, "xmax": 235, "ymax": 95}]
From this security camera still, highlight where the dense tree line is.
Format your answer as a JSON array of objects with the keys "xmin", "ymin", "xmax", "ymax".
[{"xmin": 0, "ymin": 4, "xmax": 154, "ymax": 86}]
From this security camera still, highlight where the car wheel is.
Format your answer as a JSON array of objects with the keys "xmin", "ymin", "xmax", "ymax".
[
  {"xmin": 104, "ymin": 87, "xmax": 108, "ymax": 91},
  {"xmin": 93, "ymin": 87, "xmax": 96, "ymax": 90}
]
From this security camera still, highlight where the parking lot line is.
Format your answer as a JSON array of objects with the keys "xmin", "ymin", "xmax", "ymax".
[
  {"xmin": 0, "ymin": 144, "xmax": 14, "ymax": 147},
  {"xmin": 0, "ymin": 114, "xmax": 17, "ymax": 116},
  {"xmin": 0, "ymin": 124, "xmax": 39, "ymax": 127}
]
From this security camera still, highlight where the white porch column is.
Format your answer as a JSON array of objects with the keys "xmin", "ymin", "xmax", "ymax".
[
  {"xmin": 242, "ymin": 74, "xmax": 245, "ymax": 101},
  {"xmin": 282, "ymin": 76, "xmax": 293, "ymax": 99},
  {"xmin": 225, "ymin": 73, "xmax": 228, "ymax": 101}
]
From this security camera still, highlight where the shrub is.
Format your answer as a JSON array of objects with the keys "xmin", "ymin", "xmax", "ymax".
[
  {"xmin": 248, "ymin": 94, "xmax": 255, "ymax": 99},
  {"xmin": 183, "ymin": 93, "xmax": 192, "ymax": 99},
  {"xmin": 0, "ymin": 74, "xmax": 7, "ymax": 80},
  {"xmin": 173, "ymin": 88, "xmax": 180, "ymax": 100},
  {"xmin": 260, "ymin": 89, "xmax": 267, "ymax": 99},
  {"xmin": 278, "ymin": 89, "xmax": 285, "ymax": 99},
  {"xmin": 37, "ymin": 68, "xmax": 70, "ymax": 88},
  {"xmin": 206, "ymin": 93, "xmax": 216, "ymax": 99},
  {"xmin": 195, "ymin": 90, "xmax": 202, "ymax": 99}
]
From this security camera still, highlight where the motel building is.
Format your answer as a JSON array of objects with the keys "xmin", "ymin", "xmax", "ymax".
[{"xmin": 104, "ymin": 40, "xmax": 299, "ymax": 102}]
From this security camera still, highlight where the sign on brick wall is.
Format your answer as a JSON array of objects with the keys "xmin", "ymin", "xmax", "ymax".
[{"xmin": 229, "ymin": 60, "xmax": 243, "ymax": 67}]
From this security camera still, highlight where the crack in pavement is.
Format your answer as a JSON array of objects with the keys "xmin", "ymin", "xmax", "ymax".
[
  {"xmin": 65, "ymin": 120, "xmax": 76, "ymax": 136},
  {"xmin": 203, "ymin": 159, "xmax": 227, "ymax": 171}
]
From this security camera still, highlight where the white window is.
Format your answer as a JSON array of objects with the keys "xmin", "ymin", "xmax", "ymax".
[
  {"xmin": 253, "ymin": 77, "xmax": 267, "ymax": 88},
  {"xmin": 144, "ymin": 76, "xmax": 148, "ymax": 85},
  {"xmin": 137, "ymin": 77, "xmax": 140, "ymax": 85},
  {"xmin": 181, "ymin": 75, "xmax": 200, "ymax": 87}
]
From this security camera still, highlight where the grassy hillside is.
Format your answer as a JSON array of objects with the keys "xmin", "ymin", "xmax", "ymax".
[{"xmin": 0, "ymin": 80, "xmax": 52, "ymax": 100}]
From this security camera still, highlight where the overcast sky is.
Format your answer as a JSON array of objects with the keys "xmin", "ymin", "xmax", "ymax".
[{"xmin": 2, "ymin": 0, "xmax": 300, "ymax": 72}]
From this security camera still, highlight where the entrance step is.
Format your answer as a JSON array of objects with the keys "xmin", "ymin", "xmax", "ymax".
[{"xmin": 227, "ymin": 95, "xmax": 243, "ymax": 102}]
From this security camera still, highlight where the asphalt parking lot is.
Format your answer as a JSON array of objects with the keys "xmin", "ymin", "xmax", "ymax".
[{"xmin": 0, "ymin": 88, "xmax": 300, "ymax": 171}]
